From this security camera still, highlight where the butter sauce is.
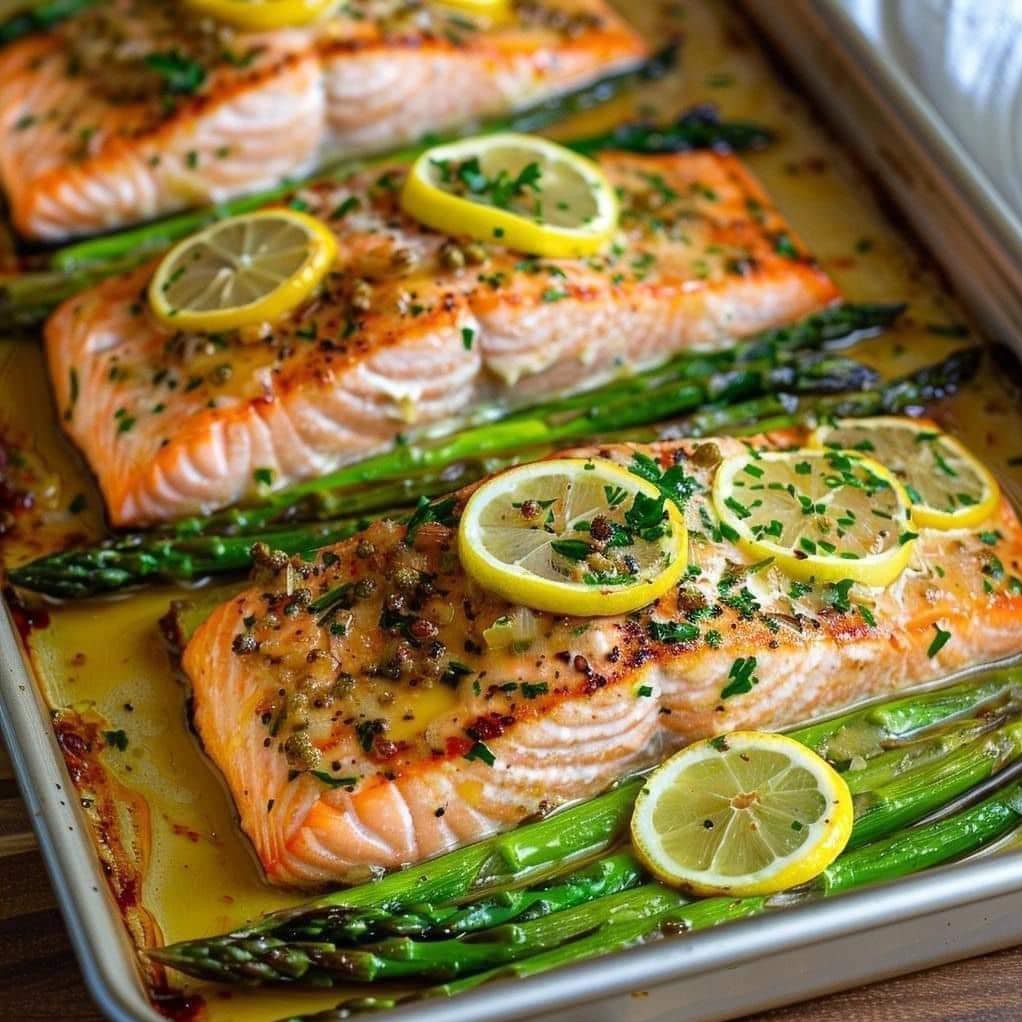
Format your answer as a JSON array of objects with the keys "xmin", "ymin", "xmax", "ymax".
[{"xmin": 1, "ymin": 1, "xmax": 1022, "ymax": 1018}]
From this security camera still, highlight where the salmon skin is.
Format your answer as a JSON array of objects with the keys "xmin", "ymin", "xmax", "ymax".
[
  {"xmin": 183, "ymin": 428, "xmax": 1022, "ymax": 887},
  {"xmin": 0, "ymin": 0, "xmax": 646, "ymax": 240},
  {"xmin": 46, "ymin": 149, "xmax": 838, "ymax": 526}
]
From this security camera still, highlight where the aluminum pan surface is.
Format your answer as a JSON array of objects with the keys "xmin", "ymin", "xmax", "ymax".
[{"xmin": 2, "ymin": 2, "xmax": 1022, "ymax": 1020}]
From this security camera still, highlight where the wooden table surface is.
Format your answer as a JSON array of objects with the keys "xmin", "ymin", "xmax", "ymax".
[{"xmin": 4, "ymin": 753, "xmax": 1022, "ymax": 1022}]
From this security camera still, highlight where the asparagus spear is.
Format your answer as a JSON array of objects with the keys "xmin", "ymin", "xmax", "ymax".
[
  {"xmin": 791, "ymin": 669, "xmax": 1022, "ymax": 762},
  {"xmin": 5, "ymin": 349, "xmax": 870, "ymax": 597},
  {"xmin": 242, "ymin": 779, "xmax": 640, "ymax": 925},
  {"xmin": 43, "ymin": 46, "xmax": 681, "ymax": 273},
  {"xmin": 166, "ymin": 301, "xmax": 901, "ymax": 537},
  {"xmin": 676, "ymin": 346, "xmax": 981, "ymax": 437},
  {"xmin": 9, "ymin": 347, "xmax": 972, "ymax": 598},
  {"xmin": 281, "ymin": 781, "xmax": 1022, "ymax": 1017},
  {"xmin": 262, "ymin": 850, "xmax": 645, "ymax": 945},
  {"xmin": 152, "ymin": 672, "xmax": 1022, "ymax": 987},
  {"xmin": 10, "ymin": 305, "xmax": 906, "ymax": 597},
  {"xmin": 0, "ymin": 0, "xmax": 87, "ymax": 44},
  {"xmin": 569, "ymin": 103, "xmax": 774, "ymax": 157}
]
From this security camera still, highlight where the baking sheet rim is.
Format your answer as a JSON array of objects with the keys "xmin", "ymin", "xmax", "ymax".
[{"xmin": 3, "ymin": 1, "xmax": 1022, "ymax": 1019}]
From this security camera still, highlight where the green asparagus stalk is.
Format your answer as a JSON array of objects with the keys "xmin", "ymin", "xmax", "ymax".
[
  {"xmin": 846, "ymin": 716, "xmax": 1022, "ymax": 849},
  {"xmin": 839, "ymin": 717, "xmax": 998, "ymax": 795},
  {"xmin": 6, "ymin": 513, "xmax": 389, "ymax": 599},
  {"xmin": 0, "ymin": 0, "xmax": 87, "ymax": 44},
  {"xmin": 10, "ymin": 306, "xmax": 906, "ymax": 597},
  {"xmin": 156, "ymin": 871, "xmax": 668, "ymax": 987},
  {"xmin": 45, "ymin": 46, "xmax": 681, "ymax": 274},
  {"xmin": 253, "ymin": 780, "xmax": 640, "ymax": 925},
  {"xmin": 5, "ymin": 350, "xmax": 866, "ymax": 597},
  {"xmin": 283, "ymin": 781, "xmax": 1022, "ymax": 1017},
  {"xmin": 676, "ymin": 346, "xmax": 981, "ymax": 437},
  {"xmin": 569, "ymin": 104, "xmax": 774, "ymax": 157},
  {"xmin": 152, "ymin": 672, "xmax": 1022, "ymax": 988},
  {"xmin": 166, "ymin": 301, "xmax": 901, "ymax": 538},
  {"xmin": 267, "ymin": 850, "xmax": 645, "ymax": 946},
  {"xmin": 790, "ymin": 668, "xmax": 1022, "ymax": 762},
  {"xmin": 9, "ymin": 343, "xmax": 964, "ymax": 598},
  {"xmin": 9, "ymin": 344, "xmax": 970, "ymax": 598}
]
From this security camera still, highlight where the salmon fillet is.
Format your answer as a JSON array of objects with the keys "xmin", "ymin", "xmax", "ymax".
[
  {"xmin": 46, "ymin": 150, "xmax": 839, "ymax": 526},
  {"xmin": 0, "ymin": 0, "xmax": 646, "ymax": 240},
  {"xmin": 183, "ymin": 427, "xmax": 1022, "ymax": 886}
]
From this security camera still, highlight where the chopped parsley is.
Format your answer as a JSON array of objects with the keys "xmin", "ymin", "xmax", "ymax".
[
  {"xmin": 405, "ymin": 495, "xmax": 458, "ymax": 543},
  {"xmin": 144, "ymin": 50, "xmax": 206, "ymax": 95},
  {"xmin": 310, "ymin": 771, "xmax": 358, "ymax": 789},
  {"xmin": 648, "ymin": 620, "xmax": 700, "ymax": 644},
  {"xmin": 103, "ymin": 729, "xmax": 129, "ymax": 751},
  {"xmin": 464, "ymin": 741, "xmax": 496, "ymax": 766},
  {"xmin": 927, "ymin": 624, "xmax": 951, "ymax": 658},
  {"xmin": 720, "ymin": 657, "xmax": 759, "ymax": 699}
]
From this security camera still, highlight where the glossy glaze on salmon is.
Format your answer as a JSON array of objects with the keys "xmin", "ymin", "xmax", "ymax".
[
  {"xmin": 183, "ymin": 428, "xmax": 1022, "ymax": 886},
  {"xmin": 0, "ymin": 0, "xmax": 646, "ymax": 240},
  {"xmin": 46, "ymin": 150, "xmax": 839, "ymax": 526}
]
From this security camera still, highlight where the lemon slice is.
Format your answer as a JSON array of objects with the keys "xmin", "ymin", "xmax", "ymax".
[
  {"xmin": 712, "ymin": 449, "xmax": 916, "ymax": 587},
  {"xmin": 149, "ymin": 209, "xmax": 337, "ymax": 333},
  {"xmin": 183, "ymin": 0, "xmax": 335, "ymax": 29},
  {"xmin": 631, "ymin": 731, "xmax": 853, "ymax": 896},
  {"xmin": 436, "ymin": 0, "xmax": 510, "ymax": 16},
  {"xmin": 810, "ymin": 417, "xmax": 1000, "ymax": 530},
  {"xmin": 401, "ymin": 133, "xmax": 618, "ymax": 259},
  {"xmin": 458, "ymin": 458, "xmax": 687, "ymax": 616}
]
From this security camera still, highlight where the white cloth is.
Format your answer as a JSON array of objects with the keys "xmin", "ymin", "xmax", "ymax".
[{"xmin": 839, "ymin": 0, "xmax": 1022, "ymax": 219}]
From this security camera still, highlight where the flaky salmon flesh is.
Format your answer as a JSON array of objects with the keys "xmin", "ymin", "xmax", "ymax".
[
  {"xmin": 46, "ymin": 149, "xmax": 838, "ymax": 526},
  {"xmin": 0, "ymin": 0, "xmax": 646, "ymax": 240},
  {"xmin": 183, "ymin": 428, "xmax": 1022, "ymax": 887}
]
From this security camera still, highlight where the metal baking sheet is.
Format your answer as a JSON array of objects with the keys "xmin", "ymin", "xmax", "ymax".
[{"xmin": 3, "ymin": 2, "xmax": 1022, "ymax": 1020}]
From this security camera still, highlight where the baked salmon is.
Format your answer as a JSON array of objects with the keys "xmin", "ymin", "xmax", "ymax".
[
  {"xmin": 183, "ymin": 428, "xmax": 1022, "ymax": 887},
  {"xmin": 46, "ymin": 149, "xmax": 839, "ymax": 526},
  {"xmin": 0, "ymin": 0, "xmax": 647, "ymax": 240}
]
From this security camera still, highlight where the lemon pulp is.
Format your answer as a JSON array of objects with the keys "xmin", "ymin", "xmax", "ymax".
[
  {"xmin": 148, "ymin": 209, "xmax": 337, "ymax": 333},
  {"xmin": 712, "ymin": 448, "xmax": 916, "ymax": 587}
]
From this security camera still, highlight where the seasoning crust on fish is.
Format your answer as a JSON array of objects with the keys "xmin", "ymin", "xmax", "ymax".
[
  {"xmin": 0, "ymin": 0, "xmax": 647, "ymax": 240},
  {"xmin": 183, "ymin": 430, "xmax": 1022, "ymax": 886},
  {"xmin": 46, "ymin": 150, "xmax": 838, "ymax": 526}
]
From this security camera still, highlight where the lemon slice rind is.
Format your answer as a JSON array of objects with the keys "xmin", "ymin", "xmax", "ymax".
[
  {"xmin": 458, "ymin": 457, "xmax": 687, "ymax": 617},
  {"xmin": 183, "ymin": 0, "xmax": 336, "ymax": 29},
  {"xmin": 435, "ymin": 0, "xmax": 510, "ymax": 17},
  {"xmin": 631, "ymin": 731, "xmax": 853, "ymax": 896}
]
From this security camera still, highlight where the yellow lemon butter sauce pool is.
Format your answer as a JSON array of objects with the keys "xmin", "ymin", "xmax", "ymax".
[{"xmin": 2, "ymin": 1, "xmax": 1022, "ymax": 1018}]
